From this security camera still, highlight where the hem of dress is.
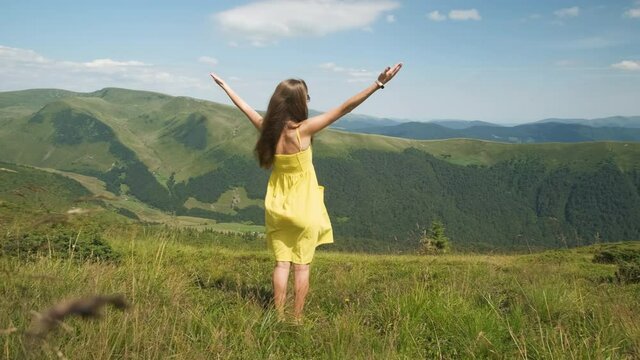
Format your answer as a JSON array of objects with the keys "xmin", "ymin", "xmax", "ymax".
[
  {"xmin": 316, "ymin": 240, "xmax": 334, "ymax": 246},
  {"xmin": 273, "ymin": 257, "xmax": 313, "ymax": 265}
]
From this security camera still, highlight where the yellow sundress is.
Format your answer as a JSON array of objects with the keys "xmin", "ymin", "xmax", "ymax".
[{"xmin": 265, "ymin": 128, "xmax": 334, "ymax": 264}]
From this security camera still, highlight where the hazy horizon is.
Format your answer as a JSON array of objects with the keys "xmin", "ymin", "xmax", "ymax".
[{"xmin": 3, "ymin": 84, "xmax": 640, "ymax": 126}]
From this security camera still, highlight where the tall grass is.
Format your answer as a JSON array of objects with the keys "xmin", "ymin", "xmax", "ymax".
[{"xmin": 1, "ymin": 225, "xmax": 638, "ymax": 359}]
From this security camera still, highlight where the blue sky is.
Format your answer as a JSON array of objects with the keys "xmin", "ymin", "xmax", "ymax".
[{"xmin": 1, "ymin": 0, "xmax": 639, "ymax": 124}]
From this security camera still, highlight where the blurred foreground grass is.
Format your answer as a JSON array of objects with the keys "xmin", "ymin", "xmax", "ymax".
[{"xmin": 1, "ymin": 225, "xmax": 639, "ymax": 359}]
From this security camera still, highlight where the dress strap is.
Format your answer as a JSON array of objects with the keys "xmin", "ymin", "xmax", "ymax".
[{"xmin": 295, "ymin": 127, "xmax": 302, "ymax": 151}]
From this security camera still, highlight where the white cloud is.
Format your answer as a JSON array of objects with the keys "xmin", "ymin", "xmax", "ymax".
[
  {"xmin": 320, "ymin": 62, "xmax": 344, "ymax": 72},
  {"xmin": 83, "ymin": 59, "xmax": 147, "ymax": 68},
  {"xmin": 426, "ymin": 11, "xmax": 446, "ymax": 22},
  {"xmin": 611, "ymin": 60, "xmax": 640, "ymax": 71},
  {"xmin": 0, "ymin": 45, "xmax": 207, "ymax": 95},
  {"xmin": 198, "ymin": 56, "xmax": 219, "ymax": 66},
  {"xmin": 624, "ymin": 8, "xmax": 640, "ymax": 18},
  {"xmin": 386, "ymin": 14, "xmax": 396, "ymax": 23},
  {"xmin": 213, "ymin": 0, "xmax": 399, "ymax": 46},
  {"xmin": 554, "ymin": 6, "xmax": 579, "ymax": 18},
  {"xmin": 0, "ymin": 46, "xmax": 49, "ymax": 64},
  {"xmin": 448, "ymin": 9, "xmax": 481, "ymax": 21},
  {"xmin": 70, "ymin": 59, "xmax": 151, "ymax": 76},
  {"xmin": 427, "ymin": 9, "xmax": 481, "ymax": 21},
  {"xmin": 320, "ymin": 62, "xmax": 375, "ymax": 83}
]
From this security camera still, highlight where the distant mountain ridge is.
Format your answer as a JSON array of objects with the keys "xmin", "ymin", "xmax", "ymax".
[
  {"xmin": 329, "ymin": 113, "xmax": 402, "ymax": 130},
  {"xmin": 534, "ymin": 116, "xmax": 640, "ymax": 129},
  {"xmin": 2, "ymin": 88, "xmax": 640, "ymax": 250},
  {"xmin": 426, "ymin": 119, "xmax": 503, "ymax": 129},
  {"xmin": 355, "ymin": 121, "xmax": 640, "ymax": 143},
  {"xmin": 333, "ymin": 115, "xmax": 640, "ymax": 132}
]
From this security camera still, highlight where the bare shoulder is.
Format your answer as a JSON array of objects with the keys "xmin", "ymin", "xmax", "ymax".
[{"xmin": 297, "ymin": 118, "xmax": 317, "ymax": 138}]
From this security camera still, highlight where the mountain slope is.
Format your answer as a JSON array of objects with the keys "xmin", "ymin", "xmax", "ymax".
[
  {"xmin": 0, "ymin": 161, "xmax": 95, "ymax": 225},
  {"xmin": 1, "ymin": 88, "xmax": 640, "ymax": 250}
]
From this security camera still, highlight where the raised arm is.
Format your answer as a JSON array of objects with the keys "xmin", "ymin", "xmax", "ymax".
[
  {"xmin": 210, "ymin": 73, "xmax": 263, "ymax": 131},
  {"xmin": 300, "ymin": 63, "xmax": 403, "ymax": 136}
]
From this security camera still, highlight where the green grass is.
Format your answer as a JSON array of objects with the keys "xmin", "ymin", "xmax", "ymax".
[
  {"xmin": 0, "ymin": 162, "xmax": 102, "ymax": 225},
  {"xmin": 1, "ymin": 224, "xmax": 638, "ymax": 359}
]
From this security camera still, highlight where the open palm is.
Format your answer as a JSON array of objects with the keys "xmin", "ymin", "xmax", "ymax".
[{"xmin": 377, "ymin": 63, "xmax": 403, "ymax": 85}]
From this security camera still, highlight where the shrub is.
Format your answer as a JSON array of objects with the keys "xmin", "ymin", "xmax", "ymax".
[
  {"xmin": 592, "ymin": 245, "xmax": 640, "ymax": 264},
  {"xmin": 615, "ymin": 261, "xmax": 640, "ymax": 284},
  {"xmin": 1, "ymin": 224, "xmax": 120, "ymax": 263}
]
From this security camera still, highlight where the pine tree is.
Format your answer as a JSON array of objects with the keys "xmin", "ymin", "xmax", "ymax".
[{"xmin": 419, "ymin": 220, "xmax": 450, "ymax": 255}]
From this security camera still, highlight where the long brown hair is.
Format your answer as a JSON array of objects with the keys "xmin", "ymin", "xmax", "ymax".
[{"xmin": 255, "ymin": 79, "xmax": 308, "ymax": 168}]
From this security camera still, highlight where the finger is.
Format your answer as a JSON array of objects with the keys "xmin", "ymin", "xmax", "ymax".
[{"xmin": 391, "ymin": 63, "xmax": 403, "ymax": 76}]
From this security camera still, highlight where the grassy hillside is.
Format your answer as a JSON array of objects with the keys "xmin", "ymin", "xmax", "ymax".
[
  {"xmin": 1, "ymin": 88, "xmax": 640, "ymax": 250},
  {"xmin": 1, "ymin": 225, "xmax": 638, "ymax": 358},
  {"xmin": 0, "ymin": 88, "xmax": 84, "ymax": 120},
  {"xmin": 0, "ymin": 161, "xmax": 96, "ymax": 225},
  {"xmin": 3, "ymin": 88, "xmax": 640, "ymax": 175}
]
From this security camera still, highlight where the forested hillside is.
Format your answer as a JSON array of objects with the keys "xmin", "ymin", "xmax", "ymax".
[{"xmin": 1, "ymin": 88, "xmax": 639, "ymax": 250}]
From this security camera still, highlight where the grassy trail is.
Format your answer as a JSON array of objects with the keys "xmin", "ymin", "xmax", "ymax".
[{"xmin": 1, "ymin": 227, "xmax": 638, "ymax": 359}]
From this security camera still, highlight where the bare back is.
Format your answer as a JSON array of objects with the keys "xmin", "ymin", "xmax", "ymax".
[{"xmin": 274, "ymin": 121, "xmax": 311, "ymax": 155}]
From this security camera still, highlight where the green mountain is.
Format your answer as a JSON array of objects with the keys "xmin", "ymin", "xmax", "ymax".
[
  {"xmin": 427, "ymin": 119, "xmax": 502, "ymax": 129},
  {"xmin": 356, "ymin": 121, "xmax": 640, "ymax": 143},
  {"xmin": 1, "ymin": 88, "xmax": 640, "ymax": 250}
]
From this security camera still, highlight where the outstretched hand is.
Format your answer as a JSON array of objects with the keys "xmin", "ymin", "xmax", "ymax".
[
  {"xmin": 377, "ymin": 63, "xmax": 403, "ymax": 85},
  {"xmin": 209, "ymin": 73, "xmax": 226, "ymax": 88}
]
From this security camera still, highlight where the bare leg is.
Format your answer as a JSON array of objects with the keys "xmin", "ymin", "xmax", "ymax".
[
  {"xmin": 272, "ymin": 261, "xmax": 290, "ymax": 320},
  {"xmin": 293, "ymin": 263, "xmax": 310, "ymax": 323}
]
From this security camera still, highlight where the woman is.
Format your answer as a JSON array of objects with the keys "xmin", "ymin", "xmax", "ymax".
[{"xmin": 209, "ymin": 63, "xmax": 402, "ymax": 322}]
